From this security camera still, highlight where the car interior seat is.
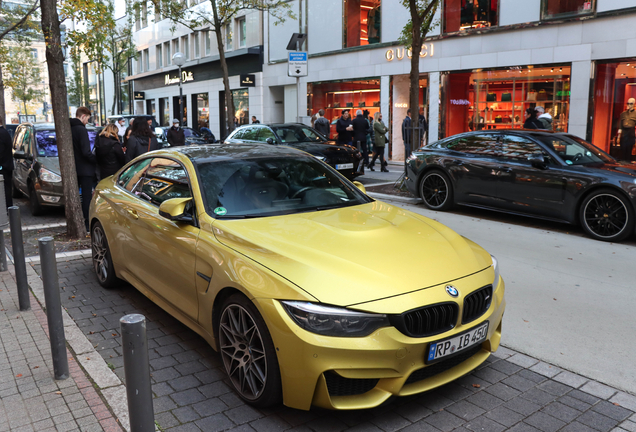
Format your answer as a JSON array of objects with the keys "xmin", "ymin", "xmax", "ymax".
[{"xmin": 243, "ymin": 169, "xmax": 289, "ymax": 209}]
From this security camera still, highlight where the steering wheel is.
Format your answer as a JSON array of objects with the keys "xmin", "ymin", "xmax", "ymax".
[
  {"xmin": 573, "ymin": 153, "xmax": 583, "ymax": 162},
  {"xmin": 291, "ymin": 186, "xmax": 314, "ymax": 199}
]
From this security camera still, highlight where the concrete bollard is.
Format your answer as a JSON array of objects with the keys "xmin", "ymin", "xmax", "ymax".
[
  {"xmin": 121, "ymin": 314, "xmax": 155, "ymax": 432},
  {"xmin": 8, "ymin": 206, "xmax": 30, "ymax": 310},
  {"xmin": 39, "ymin": 236, "xmax": 69, "ymax": 380}
]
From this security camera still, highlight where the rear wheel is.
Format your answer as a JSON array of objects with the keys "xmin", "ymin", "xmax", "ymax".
[
  {"xmin": 419, "ymin": 171, "xmax": 454, "ymax": 211},
  {"xmin": 218, "ymin": 294, "xmax": 282, "ymax": 408},
  {"xmin": 579, "ymin": 189, "xmax": 634, "ymax": 242},
  {"xmin": 91, "ymin": 221, "xmax": 120, "ymax": 288},
  {"xmin": 28, "ymin": 183, "xmax": 44, "ymax": 216}
]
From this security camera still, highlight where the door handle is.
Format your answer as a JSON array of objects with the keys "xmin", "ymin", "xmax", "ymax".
[
  {"xmin": 126, "ymin": 208, "xmax": 139, "ymax": 220},
  {"xmin": 497, "ymin": 166, "xmax": 512, "ymax": 173}
]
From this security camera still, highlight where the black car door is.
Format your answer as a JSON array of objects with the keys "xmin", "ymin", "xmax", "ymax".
[
  {"xmin": 444, "ymin": 133, "xmax": 502, "ymax": 206},
  {"xmin": 495, "ymin": 134, "xmax": 567, "ymax": 219}
]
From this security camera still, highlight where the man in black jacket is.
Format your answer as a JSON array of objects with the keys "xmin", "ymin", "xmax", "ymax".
[
  {"xmin": 167, "ymin": 119, "xmax": 185, "ymax": 147},
  {"xmin": 352, "ymin": 110, "xmax": 369, "ymax": 173},
  {"xmin": 71, "ymin": 106, "xmax": 96, "ymax": 231},
  {"xmin": 335, "ymin": 110, "xmax": 353, "ymax": 145},
  {"xmin": 402, "ymin": 109, "xmax": 413, "ymax": 158},
  {"xmin": 0, "ymin": 119, "xmax": 14, "ymax": 211}
]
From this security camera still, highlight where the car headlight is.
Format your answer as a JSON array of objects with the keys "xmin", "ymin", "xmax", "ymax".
[
  {"xmin": 281, "ymin": 301, "xmax": 389, "ymax": 337},
  {"xmin": 40, "ymin": 167, "xmax": 62, "ymax": 183},
  {"xmin": 491, "ymin": 255, "xmax": 500, "ymax": 291}
]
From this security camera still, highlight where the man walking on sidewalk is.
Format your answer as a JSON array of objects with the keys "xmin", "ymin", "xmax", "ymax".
[{"xmin": 71, "ymin": 107, "xmax": 96, "ymax": 232}]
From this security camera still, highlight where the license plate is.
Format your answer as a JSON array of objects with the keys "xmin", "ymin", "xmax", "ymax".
[
  {"xmin": 335, "ymin": 163, "xmax": 353, "ymax": 170},
  {"xmin": 427, "ymin": 321, "xmax": 489, "ymax": 363}
]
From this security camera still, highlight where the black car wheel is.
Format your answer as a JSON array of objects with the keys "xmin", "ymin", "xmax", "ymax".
[
  {"xmin": 28, "ymin": 183, "xmax": 44, "ymax": 216},
  {"xmin": 580, "ymin": 189, "xmax": 634, "ymax": 242},
  {"xmin": 91, "ymin": 221, "xmax": 120, "ymax": 288},
  {"xmin": 218, "ymin": 294, "xmax": 282, "ymax": 408},
  {"xmin": 419, "ymin": 171, "xmax": 454, "ymax": 211}
]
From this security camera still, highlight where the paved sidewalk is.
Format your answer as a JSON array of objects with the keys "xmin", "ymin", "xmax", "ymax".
[{"xmin": 0, "ymin": 265, "xmax": 123, "ymax": 432}]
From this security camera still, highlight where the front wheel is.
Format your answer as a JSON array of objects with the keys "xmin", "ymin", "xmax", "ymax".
[
  {"xmin": 218, "ymin": 294, "xmax": 282, "ymax": 408},
  {"xmin": 579, "ymin": 189, "xmax": 634, "ymax": 242},
  {"xmin": 419, "ymin": 171, "xmax": 454, "ymax": 211},
  {"xmin": 28, "ymin": 184, "xmax": 44, "ymax": 216}
]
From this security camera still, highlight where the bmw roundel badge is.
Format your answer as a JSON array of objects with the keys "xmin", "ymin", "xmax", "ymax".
[{"xmin": 445, "ymin": 285, "xmax": 459, "ymax": 297}]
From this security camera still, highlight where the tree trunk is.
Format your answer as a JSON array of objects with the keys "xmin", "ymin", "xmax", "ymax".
[
  {"xmin": 409, "ymin": 0, "xmax": 424, "ymax": 156},
  {"xmin": 41, "ymin": 0, "xmax": 87, "ymax": 240},
  {"xmin": 211, "ymin": 0, "xmax": 235, "ymax": 136},
  {"xmin": 0, "ymin": 64, "xmax": 6, "ymax": 126}
]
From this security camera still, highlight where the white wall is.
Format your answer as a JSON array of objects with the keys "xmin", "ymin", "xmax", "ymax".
[
  {"xmin": 382, "ymin": 2, "xmax": 410, "ymax": 43},
  {"xmin": 597, "ymin": 0, "xmax": 636, "ymax": 12},
  {"xmin": 499, "ymin": 0, "xmax": 541, "ymax": 26},
  {"xmin": 308, "ymin": 0, "xmax": 342, "ymax": 54},
  {"xmin": 268, "ymin": 0, "xmax": 300, "ymax": 62},
  {"xmin": 284, "ymin": 85, "xmax": 297, "ymax": 123}
]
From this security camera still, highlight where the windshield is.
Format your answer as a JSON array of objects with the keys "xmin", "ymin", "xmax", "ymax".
[
  {"xmin": 184, "ymin": 129, "xmax": 201, "ymax": 138},
  {"xmin": 535, "ymin": 135, "xmax": 614, "ymax": 166},
  {"xmin": 196, "ymin": 156, "xmax": 370, "ymax": 218},
  {"xmin": 272, "ymin": 126, "xmax": 326, "ymax": 143},
  {"xmin": 36, "ymin": 130, "xmax": 97, "ymax": 157}
]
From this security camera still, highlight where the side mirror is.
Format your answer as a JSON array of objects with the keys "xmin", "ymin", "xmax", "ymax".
[
  {"xmin": 266, "ymin": 138, "xmax": 275, "ymax": 145},
  {"xmin": 352, "ymin": 181, "xmax": 366, "ymax": 194},
  {"xmin": 13, "ymin": 150, "xmax": 31, "ymax": 160},
  {"xmin": 528, "ymin": 154, "xmax": 548, "ymax": 170},
  {"xmin": 159, "ymin": 197, "xmax": 194, "ymax": 223}
]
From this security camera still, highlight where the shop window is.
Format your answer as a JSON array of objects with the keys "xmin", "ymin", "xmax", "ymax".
[
  {"xmin": 443, "ymin": 0, "xmax": 498, "ymax": 33},
  {"xmin": 159, "ymin": 97, "xmax": 171, "ymax": 126},
  {"xmin": 443, "ymin": 66, "xmax": 571, "ymax": 138},
  {"xmin": 343, "ymin": 0, "xmax": 381, "ymax": 48},
  {"xmin": 542, "ymin": 0, "xmax": 594, "ymax": 20},
  {"xmin": 196, "ymin": 93, "xmax": 209, "ymax": 130}
]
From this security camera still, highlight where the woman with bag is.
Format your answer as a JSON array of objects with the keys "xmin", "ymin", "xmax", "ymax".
[
  {"xmin": 126, "ymin": 116, "xmax": 160, "ymax": 162},
  {"xmin": 95, "ymin": 123, "xmax": 126, "ymax": 180},
  {"xmin": 369, "ymin": 112, "xmax": 389, "ymax": 172}
]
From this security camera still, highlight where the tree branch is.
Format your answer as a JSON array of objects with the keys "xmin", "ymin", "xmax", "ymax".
[{"xmin": 0, "ymin": 0, "xmax": 40, "ymax": 41}]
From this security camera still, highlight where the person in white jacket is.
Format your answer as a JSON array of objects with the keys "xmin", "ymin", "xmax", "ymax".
[{"xmin": 535, "ymin": 106, "xmax": 553, "ymax": 130}]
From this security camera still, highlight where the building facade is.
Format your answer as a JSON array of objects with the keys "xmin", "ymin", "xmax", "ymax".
[{"xmin": 262, "ymin": 0, "xmax": 636, "ymax": 161}]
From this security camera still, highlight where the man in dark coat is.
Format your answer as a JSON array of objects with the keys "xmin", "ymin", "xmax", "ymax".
[
  {"xmin": 71, "ymin": 106, "xmax": 96, "ymax": 231},
  {"xmin": 336, "ymin": 110, "xmax": 353, "ymax": 145},
  {"xmin": 0, "ymin": 119, "xmax": 14, "ymax": 210},
  {"xmin": 352, "ymin": 110, "xmax": 369, "ymax": 172},
  {"xmin": 418, "ymin": 108, "xmax": 428, "ymax": 146},
  {"xmin": 167, "ymin": 119, "xmax": 185, "ymax": 147},
  {"xmin": 402, "ymin": 109, "xmax": 413, "ymax": 158}
]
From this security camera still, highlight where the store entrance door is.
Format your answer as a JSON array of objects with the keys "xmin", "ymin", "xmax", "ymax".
[{"xmin": 173, "ymin": 96, "xmax": 187, "ymax": 126}]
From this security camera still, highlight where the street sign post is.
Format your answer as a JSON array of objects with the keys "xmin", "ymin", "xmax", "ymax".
[{"xmin": 288, "ymin": 52, "xmax": 308, "ymax": 77}]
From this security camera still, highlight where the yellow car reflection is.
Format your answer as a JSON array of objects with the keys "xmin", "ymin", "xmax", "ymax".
[{"xmin": 89, "ymin": 144, "xmax": 505, "ymax": 411}]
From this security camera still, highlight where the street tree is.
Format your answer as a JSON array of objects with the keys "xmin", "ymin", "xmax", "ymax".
[
  {"xmin": 41, "ymin": 0, "xmax": 86, "ymax": 239},
  {"xmin": 3, "ymin": 42, "xmax": 46, "ymax": 115},
  {"xmin": 0, "ymin": 0, "xmax": 40, "ymax": 124},
  {"xmin": 399, "ymin": 0, "xmax": 440, "ymax": 151},
  {"xmin": 150, "ymin": 0, "xmax": 295, "ymax": 133}
]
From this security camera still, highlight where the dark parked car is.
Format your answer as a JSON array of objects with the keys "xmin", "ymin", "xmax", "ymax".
[
  {"xmin": 405, "ymin": 129, "xmax": 636, "ymax": 242},
  {"xmin": 12, "ymin": 123, "xmax": 97, "ymax": 215},
  {"xmin": 225, "ymin": 123, "xmax": 362, "ymax": 180},
  {"xmin": 157, "ymin": 126, "xmax": 213, "ymax": 147}
]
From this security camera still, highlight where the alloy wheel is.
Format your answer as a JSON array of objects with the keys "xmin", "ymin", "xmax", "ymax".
[
  {"xmin": 92, "ymin": 226, "xmax": 109, "ymax": 283},
  {"xmin": 583, "ymin": 193, "xmax": 629, "ymax": 239},
  {"xmin": 219, "ymin": 304, "xmax": 268, "ymax": 401},
  {"xmin": 422, "ymin": 173, "xmax": 449, "ymax": 208}
]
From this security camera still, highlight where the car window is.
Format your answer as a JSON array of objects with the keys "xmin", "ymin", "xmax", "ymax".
[
  {"xmin": 118, "ymin": 158, "xmax": 152, "ymax": 193},
  {"xmin": 229, "ymin": 128, "xmax": 244, "ymax": 140},
  {"xmin": 535, "ymin": 135, "xmax": 613, "ymax": 166},
  {"xmin": 138, "ymin": 158, "xmax": 192, "ymax": 206},
  {"xmin": 240, "ymin": 127, "xmax": 259, "ymax": 141},
  {"xmin": 445, "ymin": 134, "xmax": 499, "ymax": 157},
  {"xmin": 34, "ymin": 129, "xmax": 97, "ymax": 157},
  {"xmin": 500, "ymin": 135, "xmax": 548, "ymax": 162},
  {"xmin": 13, "ymin": 127, "xmax": 25, "ymax": 151},
  {"xmin": 256, "ymin": 127, "xmax": 276, "ymax": 143},
  {"xmin": 272, "ymin": 126, "xmax": 324, "ymax": 143}
]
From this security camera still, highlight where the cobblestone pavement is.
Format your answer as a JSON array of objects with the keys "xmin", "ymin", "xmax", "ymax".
[
  {"xmin": 0, "ymin": 266, "xmax": 122, "ymax": 432},
  {"xmin": 32, "ymin": 257, "xmax": 636, "ymax": 432}
]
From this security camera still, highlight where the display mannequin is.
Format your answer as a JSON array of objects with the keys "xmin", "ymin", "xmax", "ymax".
[{"xmin": 617, "ymin": 97, "xmax": 636, "ymax": 161}]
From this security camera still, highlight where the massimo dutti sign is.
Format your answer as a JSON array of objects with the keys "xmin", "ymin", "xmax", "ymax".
[
  {"xmin": 164, "ymin": 70, "xmax": 194, "ymax": 85},
  {"xmin": 240, "ymin": 74, "xmax": 256, "ymax": 87}
]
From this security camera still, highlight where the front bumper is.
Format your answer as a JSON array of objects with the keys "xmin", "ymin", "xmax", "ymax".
[
  {"xmin": 35, "ymin": 181, "xmax": 65, "ymax": 207},
  {"xmin": 259, "ymin": 268, "xmax": 505, "ymax": 410}
]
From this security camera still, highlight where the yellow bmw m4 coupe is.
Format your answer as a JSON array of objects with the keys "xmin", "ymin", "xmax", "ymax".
[{"xmin": 89, "ymin": 144, "xmax": 505, "ymax": 411}]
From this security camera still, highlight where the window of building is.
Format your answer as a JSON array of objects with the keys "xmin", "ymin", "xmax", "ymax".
[
  {"xmin": 225, "ymin": 23, "xmax": 233, "ymax": 51},
  {"xmin": 164, "ymin": 41, "xmax": 171, "ymax": 65},
  {"xmin": 542, "ymin": 0, "xmax": 594, "ymax": 20},
  {"xmin": 443, "ymin": 0, "xmax": 498, "ymax": 33},
  {"xmin": 195, "ymin": 93, "xmax": 209, "ymax": 130},
  {"xmin": 143, "ymin": 48, "xmax": 149, "ymax": 72},
  {"xmin": 181, "ymin": 35, "xmax": 190, "ymax": 60},
  {"xmin": 238, "ymin": 17, "xmax": 246, "ymax": 48},
  {"xmin": 343, "ymin": 0, "xmax": 381, "ymax": 48},
  {"xmin": 136, "ymin": 50, "xmax": 143, "ymax": 73},
  {"xmin": 204, "ymin": 30, "xmax": 211, "ymax": 56},
  {"xmin": 154, "ymin": 1, "xmax": 162, "ymax": 22},
  {"xmin": 141, "ymin": 2, "xmax": 148, "ymax": 28},
  {"xmin": 156, "ymin": 44, "xmax": 163, "ymax": 68},
  {"xmin": 193, "ymin": 32, "xmax": 200, "ymax": 58},
  {"xmin": 172, "ymin": 39, "xmax": 179, "ymax": 60},
  {"xmin": 442, "ymin": 66, "xmax": 571, "ymax": 138}
]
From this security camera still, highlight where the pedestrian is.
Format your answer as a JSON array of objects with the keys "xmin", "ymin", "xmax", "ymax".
[
  {"xmin": 369, "ymin": 112, "xmax": 389, "ymax": 172},
  {"xmin": 535, "ymin": 106, "xmax": 553, "ymax": 130},
  {"xmin": 251, "ymin": 116, "xmax": 260, "ymax": 124},
  {"xmin": 126, "ymin": 116, "xmax": 160, "ymax": 162},
  {"xmin": 314, "ymin": 109, "xmax": 331, "ymax": 138},
  {"xmin": 352, "ymin": 109, "xmax": 369, "ymax": 174},
  {"xmin": 115, "ymin": 117, "xmax": 126, "ymax": 140},
  {"xmin": 336, "ymin": 109, "xmax": 353, "ymax": 146},
  {"xmin": 617, "ymin": 98, "xmax": 636, "ymax": 161},
  {"xmin": 402, "ymin": 109, "xmax": 413, "ymax": 157},
  {"xmin": 0, "ymin": 117, "xmax": 14, "ymax": 210},
  {"xmin": 94, "ymin": 124, "xmax": 126, "ymax": 180},
  {"xmin": 123, "ymin": 117, "xmax": 134, "ymax": 149},
  {"xmin": 419, "ymin": 108, "xmax": 428, "ymax": 146},
  {"xmin": 70, "ymin": 106, "xmax": 96, "ymax": 232},
  {"xmin": 523, "ymin": 107, "xmax": 544, "ymax": 129},
  {"xmin": 167, "ymin": 119, "xmax": 185, "ymax": 147},
  {"xmin": 365, "ymin": 109, "xmax": 375, "ymax": 163}
]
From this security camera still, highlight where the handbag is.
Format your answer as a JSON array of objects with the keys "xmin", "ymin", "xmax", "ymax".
[
  {"xmin": 527, "ymin": 90, "xmax": 537, "ymax": 101},
  {"xmin": 501, "ymin": 93, "xmax": 512, "ymax": 102},
  {"xmin": 333, "ymin": 102, "xmax": 340, "ymax": 108},
  {"xmin": 486, "ymin": 93, "xmax": 496, "ymax": 102},
  {"xmin": 537, "ymin": 89, "xmax": 549, "ymax": 101},
  {"xmin": 495, "ymin": 115, "xmax": 503, "ymax": 124},
  {"xmin": 359, "ymin": 102, "xmax": 366, "ymax": 107},
  {"xmin": 373, "ymin": 101, "xmax": 380, "ymax": 107},
  {"xmin": 346, "ymin": 102, "xmax": 353, "ymax": 107}
]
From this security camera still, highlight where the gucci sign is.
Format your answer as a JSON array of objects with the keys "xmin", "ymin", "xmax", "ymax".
[{"xmin": 385, "ymin": 44, "xmax": 435, "ymax": 62}]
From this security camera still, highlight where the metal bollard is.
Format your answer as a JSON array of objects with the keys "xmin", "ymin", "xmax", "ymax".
[
  {"xmin": 39, "ymin": 236, "xmax": 69, "ymax": 380},
  {"xmin": 0, "ymin": 177, "xmax": 8, "ymax": 272},
  {"xmin": 121, "ymin": 314, "xmax": 155, "ymax": 432},
  {"xmin": 8, "ymin": 206, "xmax": 30, "ymax": 310},
  {"xmin": 0, "ymin": 230, "xmax": 7, "ymax": 272}
]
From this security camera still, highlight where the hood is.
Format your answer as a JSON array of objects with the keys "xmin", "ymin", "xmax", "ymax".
[
  {"xmin": 539, "ymin": 113, "xmax": 552, "ymax": 120},
  {"xmin": 212, "ymin": 202, "xmax": 492, "ymax": 306},
  {"xmin": 38, "ymin": 156, "xmax": 60, "ymax": 174},
  {"xmin": 285, "ymin": 142, "xmax": 357, "ymax": 156},
  {"xmin": 70, "ymin": 118, "xmax": 84, "ymax": 128}
]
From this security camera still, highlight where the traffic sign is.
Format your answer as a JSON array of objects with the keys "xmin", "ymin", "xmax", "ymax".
[{"xmin": 288, "ymin": 52, "xmax": 308, "ymax": 77}]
